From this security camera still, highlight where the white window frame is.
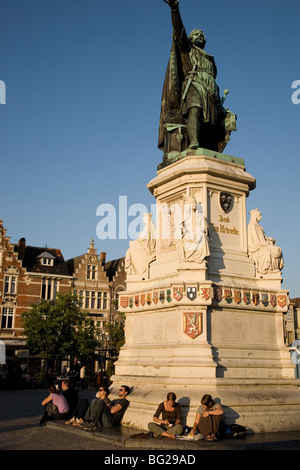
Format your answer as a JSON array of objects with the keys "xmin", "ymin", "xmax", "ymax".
[
  {"xmin": 4, "ymin": 275, "xmax": 17, "ymax": 294},
  {"xmin": 1, "ymin": 307, "xmax": 14, "ymax": 329},
  {"xmin": 41, "ymin": 278, "xmax": 58, "ymax": 300}
]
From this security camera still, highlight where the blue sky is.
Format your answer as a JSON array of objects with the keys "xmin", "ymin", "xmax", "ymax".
[{"xmin": 0, "ymin": 0, "xmax": 299, "ymax": 297}]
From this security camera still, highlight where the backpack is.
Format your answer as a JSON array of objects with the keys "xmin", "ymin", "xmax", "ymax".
[{"xmin": 228, "ymin": 424, "xmax": 247, "ymax": 439}]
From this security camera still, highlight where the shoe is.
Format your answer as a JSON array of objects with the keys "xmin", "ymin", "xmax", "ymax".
[
  {"xmin": 65, "ymin": 418, "xmax": 75, "ymax": 425},
  {"xmin": 188, "ymin": 141, "xmax": 199, "ymax": 149},
  {"xmin": 76, "ymin": 420, "xmax": 89, "ymax": 429},
  {"xmin": 83, "ymin": 421, "xmax": 97, "ymax": 431},
  {"xmin": 72, "ymin": 418, "xmax": 84, "ymax": 427}
]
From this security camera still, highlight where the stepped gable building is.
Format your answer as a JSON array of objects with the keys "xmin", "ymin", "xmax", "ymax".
[
  {"xmin": 67, "ymin": 240, "xmax": 126, "ymax": 334},
  {"xmin": 0, "ymin": 220, "xmax": 72, "ymax": 358},
  {"xmin": 0, "ymin": 220, "xmax": 126, "ymax": 360}
]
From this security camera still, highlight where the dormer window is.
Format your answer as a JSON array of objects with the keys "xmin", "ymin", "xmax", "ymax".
[
  {"xmin": 37, "ymin": 252, "xmax": 55, "ymax": 267},
  {"xmin": 42, "ymin": 257, "xmax": 53, "ymax": 266}
]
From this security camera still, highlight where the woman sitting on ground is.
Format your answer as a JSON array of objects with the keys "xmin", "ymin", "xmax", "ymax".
[
  {"xmin": 190, "ymin": 393, "xmax": 224, "ymax": 441},
  {"xmin": 40, "ymin": 384, "xmax": 70, "ymax": 425},
  {"xmin": 148, "ymin": 392, "xmax": 183, "ymax": 439}
]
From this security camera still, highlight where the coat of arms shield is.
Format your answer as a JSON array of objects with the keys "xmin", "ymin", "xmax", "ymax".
[
  {"xmin": 261, "ymin": 293, "xmax": 269, "ymax": 307},
  {"xmin": 270, "ymin": 294, "xmax": 277, "ymax": 308},
  {"xmin": 234, "ymin": 290, "xmax": 241, "ymax": 304},
  {"xmin": 187, "ymin": 287, "xmax": 197, "ymax": 301},
  {"xmin": 224, "ymin": 288, "xmax": 232, "ymax": 304},
  {"xmin": 252, "ymin": 292, "xmax": 260, "ymax": 306},
  {"xmin": 120, "ymin": 296, "xmax": 128, "ymax": 309},
  {"xmin": 243, "ymin": 291, "xmax": 251, "ymax": 305},
  {"xmin": 277, "ymin": 295, "xmax": 287, "ymax": 308},
  {"xmin": 173, "ymin": 287, "xmax": 183, "ymax": 301},
  {"xmin": 183, "ymin": 312, "xmax": 203, "ymax": 339},
  {"xmin": 213, "ymin": 286, "xmax": 222, "ymax": 302},
  {"xmin": 220, "ymin": 192, "xmax": 233, "ymax": 213},
  {"xmin": 201, "ymin": 288, "xmax": 210, "ymax": 301}
]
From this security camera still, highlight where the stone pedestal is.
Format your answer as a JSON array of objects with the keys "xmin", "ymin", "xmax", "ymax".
[{"xmin": 112, "ymin": 149, "xmax": 300, "ymax": 433}]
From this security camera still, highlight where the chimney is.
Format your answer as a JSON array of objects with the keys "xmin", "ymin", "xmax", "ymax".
[
  {"xmin": 100, "ymin": 252, "xmax": 106, "ymax": 265},
  {"xmin": 18, "ymin": 238, "xmax": 26, "ymax": 259}
]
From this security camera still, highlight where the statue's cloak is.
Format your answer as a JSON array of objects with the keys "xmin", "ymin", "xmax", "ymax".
[{"xmin": 158, "ymin": 38, "xmax": 184, "ymax": 150}]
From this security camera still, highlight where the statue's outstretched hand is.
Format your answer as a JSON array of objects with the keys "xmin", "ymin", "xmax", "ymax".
[{"xmin": 163, "ymin": 0, "xmax": 179, "ymax": 8}]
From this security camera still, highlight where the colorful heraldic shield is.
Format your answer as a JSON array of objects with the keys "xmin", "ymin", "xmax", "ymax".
[
  {"xmin": 173, "ymin": 287, "xmax": 183, "ymax": 301},
  {"xmin": 277, "ymin": 295, "xmax": 287, "ymax": 308},
  {"xmin": 187, "ymin": 287, "xmax": 197, "ymax": 301},
  {"xmin": 234, "ymin": 290, "xmax": 241, "ymax": 304},
  {"xmin": 224, "ymin": 289, "xmax": 232, "ymax": 304},
  {"xmin": 153, "ymin": 291, "xmax": 158, "ymax": 304},
  {"xmin": 270, "ymin": 294, "xmax": 277, "ymax": 308},
  {"xmin": 120, "ymin": 296, "xmax": 128, "ymax": 309},
  {"xmin": 135, "ymin": 295, "xmax": 139, "ymax": 307},
  {"xmin": 141, "ymin": 294, "xmax": 145, "ymax": 306},
  {"xmin": 252, "ymin": 292, "xmax": 260, "ymax": 306},
  {"xmin": 243, "ymin": 291, "xmax": 251, "ymax": 305},
  {"xmin": 213, "ymin": 286, "xmax": 222, "ymax": 302},
  {"xmin": 147, "ymin": 292, "xmax": 152, "ymax": 305},
  {"xmin": 183, "ymin": 312, "xmax": 203, "ymax": 339},
  {"xmin": 201, "ymin": 287, "xmax": 210, "ymax": 301},
  {"xmin": 261, "ymin": 293, "xmax": 269, "ymax": 307}
]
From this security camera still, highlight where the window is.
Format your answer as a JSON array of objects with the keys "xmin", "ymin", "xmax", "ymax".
[
  {"xmin": 103, "ymin": 292, "xmax": 108, "ymax": 310},
  {"xmin": 87, "ymin": 265, "xmax": 96, "ymax": 280},
  {"xmin": 42, "ymin": 258, "xmax": 53, "ymax": 266},
  {"xmin": 91, "ymin": 291, "xmax": 95, "ymax": 309},
  {"xmin": 75, "ymin": 290, "xmax": 83, "ymax": 307},
  {"xmin": 85, "ymin": 291, "xmax": 97, "ymax": 309},
  {"xmin": 37, "ymin": 252, "xmax": 55, "ymax": 266},
  {"xmin": 4, "ymin": 275, "xmax": 17, "ymax": 294},
  {"xmin": 1, "ymin": 307, "xmax": 14, "ymax": 329},
  {"xmin": 97, "ymin": 292, "xmax": 108, "ymax": 310},
  {"xmin": 41, "ymin": 279, "xmax": 57, "ymax": 300},
  {"xmin": 97, "ymin": 292, "xmax": 102, "ymax": 309},
  {"xmin": 85, "ymin": 291, "xmax": 90, "ymax": 309}
]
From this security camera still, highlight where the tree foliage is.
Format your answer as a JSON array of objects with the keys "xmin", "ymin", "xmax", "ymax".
[
  {"xmin": 22, "ymin": 292, "xmax": 98, "ymax": 364},
  {"xmin": 104, "ymin": 312, "xmax": 125, "ymax": 356}
]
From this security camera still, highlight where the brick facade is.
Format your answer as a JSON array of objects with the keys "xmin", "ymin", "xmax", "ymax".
[{"xmin": 0, "ymin": 220, "xmax": 125, "ymax": 360}]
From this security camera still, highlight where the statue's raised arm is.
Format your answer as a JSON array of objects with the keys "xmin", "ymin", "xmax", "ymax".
[
  {"xmin": 163, "ymin": 0, "xmax": 189, "ymax": 48},
  {"xmin": 158, "ymin": 0, "xmax": 237, "ymax": 168}
]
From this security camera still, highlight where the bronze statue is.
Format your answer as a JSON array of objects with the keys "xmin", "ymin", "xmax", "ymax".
[{"xmin": 159, "ymin": 0, "xmax": 236, "ymax": 166}]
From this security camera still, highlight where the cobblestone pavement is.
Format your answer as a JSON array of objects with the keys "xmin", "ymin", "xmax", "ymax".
[
  {"xmin": 0, "ymin": 388, "xmax": 123, "ymax": 450},
  {"xmin": 1, "ymin": 389, "xmax": 300, "ymax": 453}
]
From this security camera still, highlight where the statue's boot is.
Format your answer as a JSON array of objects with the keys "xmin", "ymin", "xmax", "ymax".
[{"xmin": 188, "ymin": 141, "xmax": 199, "ymax": 149}]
